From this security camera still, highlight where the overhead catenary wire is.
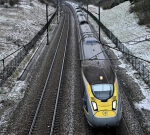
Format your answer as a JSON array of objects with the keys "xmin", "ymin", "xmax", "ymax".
[
  {"xmin": 102, "ymin": 43, "xmax": 150, "ymax": 64},
  {"xmin": 105, "ymin": 34, "xmax": 150, "ymax": 46},
  {"xmin": 72, "ymin": 43, "xmax": 150, "ymax": 64}
]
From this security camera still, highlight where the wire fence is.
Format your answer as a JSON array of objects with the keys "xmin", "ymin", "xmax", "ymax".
[
  {"xmin": 0, "ymin": 47, "xmax": 26, "ymax": 84},
  {"xmin": 0, "ymin": 11, "xmax": 56, "ymax": 87},
  {"xmin": 82, "ymin": 7, "xmax": 150, "ymax": 87}
]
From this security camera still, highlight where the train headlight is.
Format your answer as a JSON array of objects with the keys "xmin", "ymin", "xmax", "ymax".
[
  {"xmin": 112, "ymin": 100, "xmax": 117, "ymax": 110},
  {"xmin": 91, "ymin": 101, "xmax": 98, "ymax": 111}
]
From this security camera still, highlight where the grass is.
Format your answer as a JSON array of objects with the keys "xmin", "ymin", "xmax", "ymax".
[{"xmin": 11, "ymin": 49, "xmax": 34, "ymax": 79}]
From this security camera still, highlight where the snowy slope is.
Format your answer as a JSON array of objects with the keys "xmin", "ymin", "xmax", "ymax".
[
  {"xmin": 88, "ymin": 1, "xmax": 150, "ymax": 67},
  {"xmin": 0, "ymin": 0, "xmax": 55, "ymax": 60}
]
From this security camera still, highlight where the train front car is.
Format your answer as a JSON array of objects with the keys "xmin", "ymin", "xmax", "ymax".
[{"xmin": 81, "ymin": 38, "xmax": 122, "ymax": 127}]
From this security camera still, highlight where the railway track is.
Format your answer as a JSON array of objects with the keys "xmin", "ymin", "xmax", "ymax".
[
  {"xmin": 6, "ymin": 3, "xmax": 144, "ymax": 135},
  {"xmin": 24, "ymin": 6, "xmax": 70, "ymax": 135}
]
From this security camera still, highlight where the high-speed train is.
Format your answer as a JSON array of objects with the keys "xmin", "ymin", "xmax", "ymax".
[{"xmin": 66, "ymin": 1, "xmax": 122, "ymax": 127}]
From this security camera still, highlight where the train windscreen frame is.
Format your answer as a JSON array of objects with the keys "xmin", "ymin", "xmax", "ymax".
[{"xmin": 91, "ymin": 84, "xmax": 114, "ymax": 100}]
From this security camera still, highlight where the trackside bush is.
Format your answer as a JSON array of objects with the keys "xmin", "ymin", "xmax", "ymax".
[
  {"xmin": 0, "ymin": 0, "xmax": 19, "ymax": 7},
  {"xmin": 130, "ymin": 0, "xmax": 150, "ymax": 26}
]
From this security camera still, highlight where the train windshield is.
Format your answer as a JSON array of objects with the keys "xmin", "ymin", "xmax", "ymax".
[{"xmin": 91, "ymin": 84, "xmax": 113, "ymax": 100}]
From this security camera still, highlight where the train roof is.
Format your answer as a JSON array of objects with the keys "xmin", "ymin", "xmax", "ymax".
[
  {"xmin": 80, "ymin": 23, "xmax": 92, "ymax": 34},
  {"xmin": 81, "ymin": 41, "xmax": 105, "ymax": 59},
  {"xmin": 78, "ymin": 15, "xmax": 87, "ymax": 24},
  {"xmin": 81, "ymin": 41, "xmax": 115, "ymax": 84}
]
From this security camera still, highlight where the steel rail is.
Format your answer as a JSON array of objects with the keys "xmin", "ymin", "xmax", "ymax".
[
  {"xmin": 50, "ymin": 12, "xmax": 70, "ymax": 135},
  {"xmin": 28, "ymin": 13, "xmax": 66, "ymax": 135},
  {"xmin": 122, "ymin": 116, "xmax": 130, "ymax": 135}
]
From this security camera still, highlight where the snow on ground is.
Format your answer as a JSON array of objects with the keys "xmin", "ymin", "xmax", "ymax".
[
  {"xmin": 1, "ymin": 81, "xmax": 26, "ymax": 102},
  {"xmin": 0, "ymin": 0, "xmax": 55, "ymax": 65},
  {"xmin": 0, "ymin": 79, "xmax": 27, "ymax": 131},
  {"xmin": 87, "ymin": 1, "xmax": 150, "ymax": 68},
  {"xmin": 0, "ymin": 78, "xmax": 27, "ymax": 133},
  {"xmin": 116, "ymin": 50, "xmax": 150, "ymax": 111},
  {"xmin": 0, "ymin": 106, "xmax": 15, "ymax": 134}
]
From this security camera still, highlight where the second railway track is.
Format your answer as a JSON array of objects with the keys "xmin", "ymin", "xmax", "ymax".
[{"xmin": 26, "ymin": 6, "xmax": 70, "ymax": 135}]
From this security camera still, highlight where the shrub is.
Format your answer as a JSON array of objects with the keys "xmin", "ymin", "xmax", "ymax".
[
  {"xmin": 0, "ymin": 0, "xmax": 6, "ymax": 5},
  {"xmin": 97, "ymin": 0, "xmax": 128, "ymax": 9},
  {"xmin": 130, "ymin": 0, "xmax": 150, "ymax": 26},
  {"xmin": 9, "ymin": 0, "xmax": 19, "ymax": 6},
  {"xmin": 0, "ymin": 0, "xmax": 19, "ymax": 6}
]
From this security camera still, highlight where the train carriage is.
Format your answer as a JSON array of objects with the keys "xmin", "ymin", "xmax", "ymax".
[{"xmin": 66, "ymin": 1, "xmax": 122, "ymax": 127}]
